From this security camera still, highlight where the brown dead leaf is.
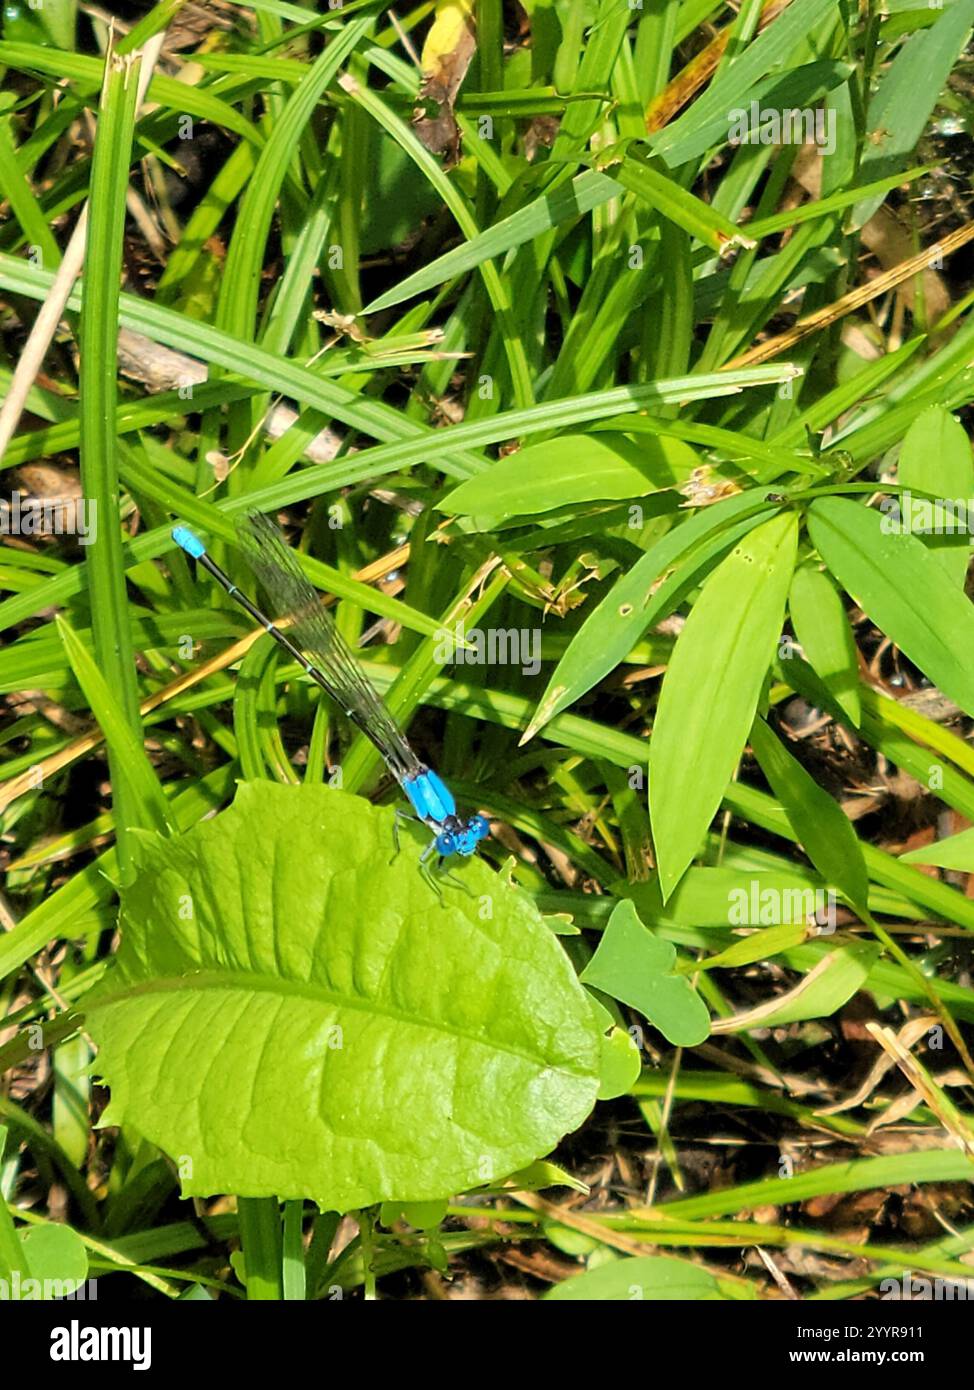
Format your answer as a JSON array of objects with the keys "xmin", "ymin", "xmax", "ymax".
[
  {"xmin": 678, "ymin": 465, "xmax": 742, "ymax": 508},
  {"xmin": 817, "ymin": 1015, "xmax": 937, "ymax": 1115},
  {"xmin": 414, "ymin": 0, "xmax": 477, "ymax": 162}
]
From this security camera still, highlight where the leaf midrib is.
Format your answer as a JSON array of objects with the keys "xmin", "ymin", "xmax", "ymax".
[{"xmin": 89, "ymin": 969, "xmax": 595, "ymax": 1077}]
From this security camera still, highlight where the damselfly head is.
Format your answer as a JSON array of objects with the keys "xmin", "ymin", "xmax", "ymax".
[{"xmin": 435, "ymin": 814, "xmax": 490, "ymax": 859}]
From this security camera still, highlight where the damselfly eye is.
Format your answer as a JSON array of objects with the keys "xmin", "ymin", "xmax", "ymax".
[{"xmin": 436, "ymin": 830, "xmax": 458, "ymax": 857}]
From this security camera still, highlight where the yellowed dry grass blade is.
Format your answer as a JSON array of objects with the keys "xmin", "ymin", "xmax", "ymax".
[
  {"xmin": 727, "ymin": 220, "xmax": 974, "ymax": 368},
  {"xmin": 866, "ymin": 1021, "xmax": 974, "ymax": 1159},
  {"xmin": 509, "ymin": 1189, "xmax": 759, "ymax": 1276},
  {"xmin": 646, "ymin": 0, "xmax": 793, "ymax": 134}
]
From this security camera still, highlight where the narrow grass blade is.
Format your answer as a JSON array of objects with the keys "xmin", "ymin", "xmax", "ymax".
[{"xmin": 56, "ymin": 617, "xmax": 175, "ymax": 841}]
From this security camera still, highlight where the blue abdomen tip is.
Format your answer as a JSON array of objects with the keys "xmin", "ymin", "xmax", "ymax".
[{"xmin": 172, "ymin": 525, "xmax": 206, "ymax": 560}]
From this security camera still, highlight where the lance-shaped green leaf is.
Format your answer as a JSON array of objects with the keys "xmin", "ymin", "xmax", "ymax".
[
  {"xmin": 597, "ymin": 146, "xmax": 753, "ymax": 255},
  {"xmin": 749, "ymin": 715, "xmax": 868, "ymax": 912},
  {"xmin": 625, "ymin": 866, "xmax": 826, "ymax": 928},
  {"xmin": 650, "ymin": 511, "xmax": 798, "ymax": 900},
  {"xmin": 0, "ymin": 1138, "xmax": 29, "ymax": 1281},
  {"xmin": 80, "ymin": 44, "xmax": 148, "ymax": 874},
  {"xmin": 789, "ymin": 562, "xmax": 861, "ymax": 727},
  {"xmin": 441, "ymin": 431, "xmax": 698, "ymax": 528},
  {"xmin": 84, "ymin": 783, "xmax": 600, "ymax": 1213},
  {"xmin": 363, "ymin": 170, "xmax": 622, "ymax": 313},
  {"xmin": 808, "ymin": 496, "xmax": 974, "ymax": 719},
  {"xmin": 896, "ymin": 405, "xmax": 974, "ymax": 589},
  {"xmin": 696, "ymin": 923, "xmax": 807, "ymax": 971},
  {"xmin": 523, "ymin": 493, "xmax": 778, "ymax": 742}
]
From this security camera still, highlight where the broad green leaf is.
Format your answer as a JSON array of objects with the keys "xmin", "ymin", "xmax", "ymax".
[
  {"xmin": 597, "ymin": 1026, "xmax": 643, "ymax": 1101},
  {"xmin": 901, "ymin": 826, "xmax": 974, "ymax": 871},
  {"xmin": 381, "ymin": 1199, "xmax": 448, "ymax": 1231},
  {"xmin": 441, "ymin": 431, "xmax": 698, "ymax": 527},
  {"xmin": 539, "ymin": 1228, "xmax": 600, "ymax": 1262},
  {"xmin": 789, "ymin": 561, "xmax": 861, "ymax": 726},
  {"xmin": 19, "ymin": 1224, "xmax": 88, "ymax": 1298},
  {"xmin": 524, "ymin": 493, "xmax": 776, "ymax": 741},
  {"xmin": 84, "ymin": 783, "xmax": 600, "ymax": 1213},
  {"xmin": 580, "ymin": 900, "xmax": 710, "ymax": 1046},
  {"xmin": 712, "ymin": 939, "xmax": 881, "ymax": 1032},
  {"xmin": 808, "ymin": 496, "xmax": 974, "ymax": 718},
  {"xmin": 897, "ymin": 406, "xmax": 974, "ymax": 587},
  {"xmin": 0, "ymin": 1153, "xmax": 28, "ymax": 1281},
  {"xmin": 578, "ymin": 973, "xmax": 639, "ymax": 1100},
  {"xmin": 544, "ymin": 1254, "xmax": 745, "ymax": 1301},
  {"xmin": 749, "ymin": 715, "xmax": 868, "ymax": 911},
  {"xmin": 542, "ymin": 1222, "xmax": 603, "ymax": 1258},
  {"xmin": 650, "ymin": 511, "xmax": 799, "ymax": 899}
]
